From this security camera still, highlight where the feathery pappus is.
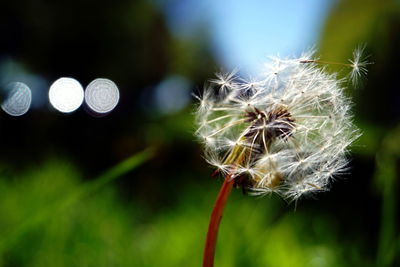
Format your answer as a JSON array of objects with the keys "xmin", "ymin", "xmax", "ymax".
[{"xmin": 195, "ymin": 50, "xmax": 364, "ymax": 201}]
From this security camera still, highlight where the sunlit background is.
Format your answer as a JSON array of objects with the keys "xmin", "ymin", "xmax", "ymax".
[{"xmin": 0, "ymin": 0, "xmax": 399, "ymax": 266}]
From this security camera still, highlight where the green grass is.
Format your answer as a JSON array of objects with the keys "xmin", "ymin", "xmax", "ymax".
[
  {"xmin": 0, "ymin": 153, "xmax": 373, "ymax": 266},
  {"xmin": 0, "ymin": 149, "xmax": 153, "ymax": 266}
]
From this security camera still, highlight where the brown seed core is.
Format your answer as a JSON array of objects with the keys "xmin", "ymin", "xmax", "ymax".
[
  {"xmin": 220, "ymin": 106, "xmax": 295, "ymax": 192},
  {"xmin": 245, "ymin": 106, "xmax": 295, "ymax": 149},
  {"xmin": 229, "ymin": 106, "xmax": 295, "ymax": 191}
]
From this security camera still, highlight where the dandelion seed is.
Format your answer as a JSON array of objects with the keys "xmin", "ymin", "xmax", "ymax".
[
  {"xmin": 349, "ymin": 45, "xmax": 370, "ymax": 86},
  {"xmin": 298, "ymin": 46, "xmax": 371, "ymax": 87},
  {"xmin": 209, "ymin": 69, "xmax": 239, "ymax": 93}
]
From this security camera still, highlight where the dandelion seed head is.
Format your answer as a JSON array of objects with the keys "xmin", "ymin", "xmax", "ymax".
[{"xmin": 195, "ymin": 51, "xmax": 361, "ymax": 201}]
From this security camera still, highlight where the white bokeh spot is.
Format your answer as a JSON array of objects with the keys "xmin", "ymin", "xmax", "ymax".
[
  {"xmin": 1, "ymin": 82, "xmax": 32, "ymax": 116},
  {"xmin": 49, "ymin": 77, "xmax": 84, "ymax": 113},
  {"xmin": 85, "ymin": 78, "xmax": 119, "ymax": 114}
]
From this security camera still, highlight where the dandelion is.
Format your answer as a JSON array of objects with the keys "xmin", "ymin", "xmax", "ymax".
[{"xmin": 196, "ymin": 50, "xmax": 364, "ymax": 267}]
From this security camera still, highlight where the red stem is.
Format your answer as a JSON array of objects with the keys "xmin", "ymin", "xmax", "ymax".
[{"xmin": 203, "ymin": 175, "xmax": 235, "ymax": 267}]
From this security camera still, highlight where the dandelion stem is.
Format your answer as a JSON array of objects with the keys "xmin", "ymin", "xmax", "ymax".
[{"xmin": 203, "ymin": 174, "xmax": 235, "ymax": 267}]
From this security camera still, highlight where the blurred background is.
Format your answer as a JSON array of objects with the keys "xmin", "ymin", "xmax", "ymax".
[{"xmin": 0, "ymin": 0, "xmax": 399, "ymax": 266}]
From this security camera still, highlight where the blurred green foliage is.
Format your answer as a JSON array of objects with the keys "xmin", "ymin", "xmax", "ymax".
[
  {"xmin": 0, "ymin": 149, "xmax": 153, "ymax": 266},
  {"xmin": 0, "ymin": 159, "xmax": 374, "ymax": 267},
  {"xmin": 375, "ymin": 126, "xmax": 400, "ymax": 267}
]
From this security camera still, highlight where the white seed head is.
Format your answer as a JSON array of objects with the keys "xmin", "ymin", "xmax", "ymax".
[{"xmin": 195, "ymin": 52, "xmax": 361, "ymax": 201}]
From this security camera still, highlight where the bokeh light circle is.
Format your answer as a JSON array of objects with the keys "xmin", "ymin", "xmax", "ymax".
[
  {"xmin": 85, "ymin": 78, "xmax": 119, "ymax": 114},
  {"xmin": 1, "ymin": 82, "xmax": 32, "ymax": 116},
  {"xmin": 49, "ymin": 77, "xmax": 84, "ymax": 113}
]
